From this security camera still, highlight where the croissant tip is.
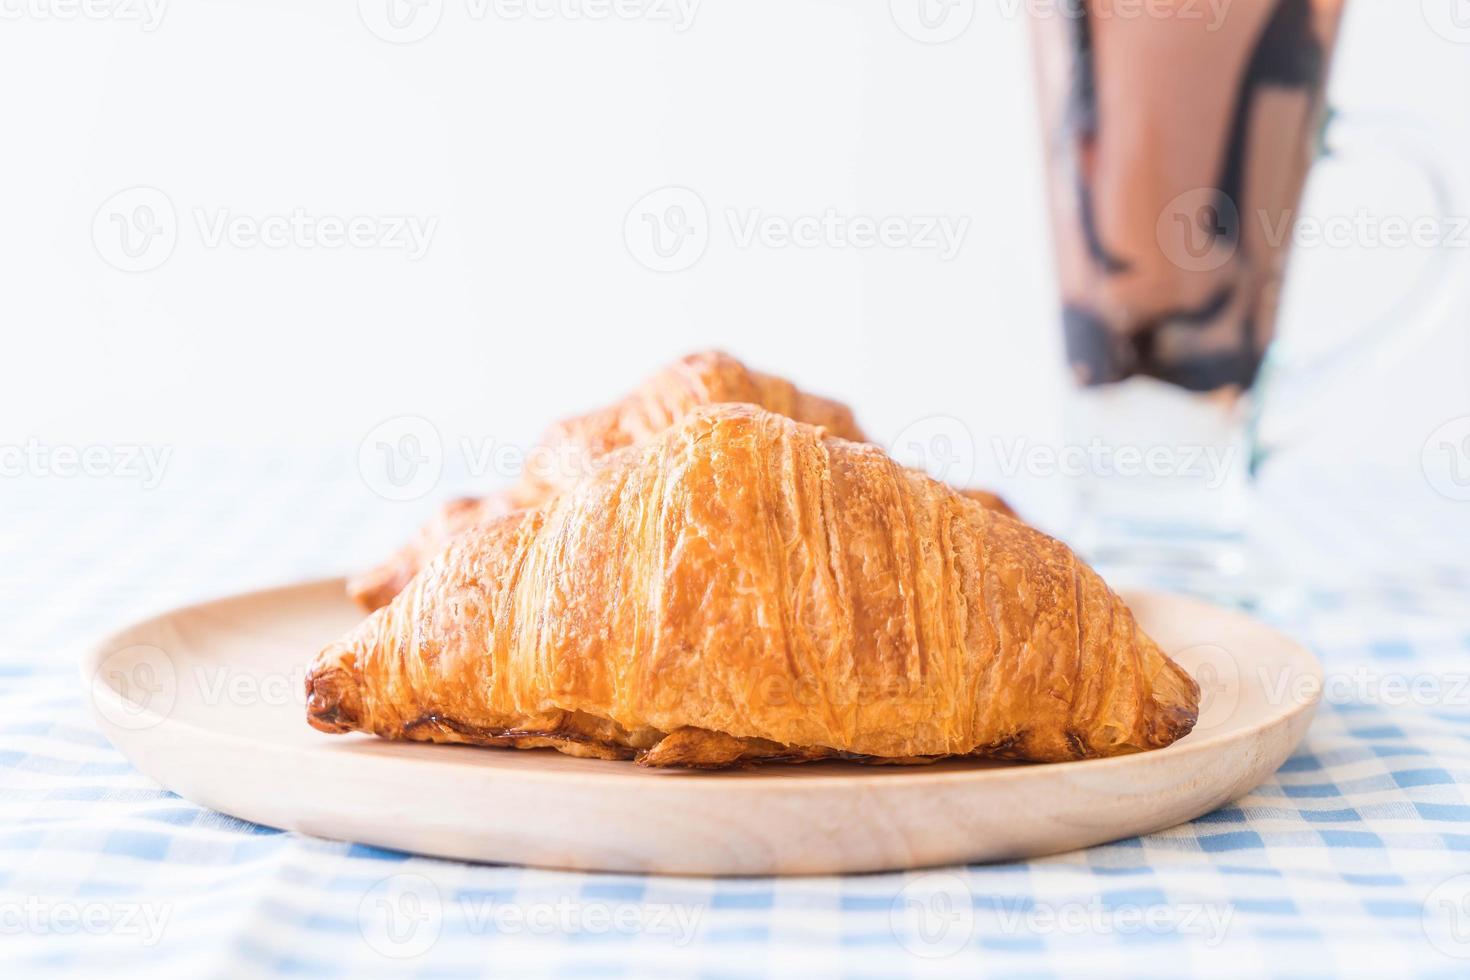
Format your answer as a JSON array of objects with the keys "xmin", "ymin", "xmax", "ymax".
[
  {"xmin": 1130, "ymin": 647, "xmax": 1201, "ymax": 751},
  {"xmin": 1146, "ymin": 675, "xmax": 1201, "ymax": 750},
  {"xmin": 1154, "ymin": 701, "xmax": 1200, "ymax": 747},
  {"xmin": 305, "ymin": 663, "xmax": 363, "ymax": 734}
]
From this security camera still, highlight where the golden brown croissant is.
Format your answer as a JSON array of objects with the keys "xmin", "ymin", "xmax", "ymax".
[
  {"xmin": 347, "ymin": 350, "xmax": 1015, "ymax": 611},
  {"xmin": 311, "ymin": 404, "xmax": 1197, "ymax": 767}
]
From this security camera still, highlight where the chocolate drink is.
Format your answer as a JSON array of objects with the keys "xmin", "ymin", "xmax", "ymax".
[{"xmin": 1031, "ymin": 0, "xmax": 1348, "ymax": 392}]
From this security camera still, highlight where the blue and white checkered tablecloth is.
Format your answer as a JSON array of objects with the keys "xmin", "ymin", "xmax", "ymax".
[{"xmin": 3, "ymin": 453, "xmax": 1469, "ymax": 978}]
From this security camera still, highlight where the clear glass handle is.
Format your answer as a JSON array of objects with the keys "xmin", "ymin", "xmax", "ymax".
[{"xmin": 1251, "ymin": 109, "xmax": 1470, "ymax": 468}]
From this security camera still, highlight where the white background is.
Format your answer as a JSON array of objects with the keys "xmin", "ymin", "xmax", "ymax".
[{"xmin": 3, "ymin": 0, "xmax": 1468, "ymax": 575}]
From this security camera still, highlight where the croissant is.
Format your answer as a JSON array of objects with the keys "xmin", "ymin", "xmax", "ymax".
[
  {"xmin": 347, "ymin": 350, "xmax": 1014, "ymax": 610},
  {"xmin": 311, "ymin": 404, "xmax": 1198, "ymax": 767}
]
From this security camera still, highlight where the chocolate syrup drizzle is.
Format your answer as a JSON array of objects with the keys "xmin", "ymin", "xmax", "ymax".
[{"xmin": 1060, "ymin": 0, "xmax": 1331, "ymax": 392}]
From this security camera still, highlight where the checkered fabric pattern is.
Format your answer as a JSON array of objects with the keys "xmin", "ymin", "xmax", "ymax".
[{"xmin": 3, "ymin": 453, "xmax": 1468, "ymax": 978}]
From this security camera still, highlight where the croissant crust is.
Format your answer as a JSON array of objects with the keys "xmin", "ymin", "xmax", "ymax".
[{"xmin": 313, "ymin": 404, "xmax": 1196, "ymax": 767}]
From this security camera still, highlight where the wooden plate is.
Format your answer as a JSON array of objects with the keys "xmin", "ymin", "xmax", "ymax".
[{"xmin": 81, "ymin": 579, "xmax": 1319, "ymax": 876}]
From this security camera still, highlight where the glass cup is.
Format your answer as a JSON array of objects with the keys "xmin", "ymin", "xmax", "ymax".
[{"xmin": 1028, "ymin": 0, "xmax": 1463, "ymax": 603}]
